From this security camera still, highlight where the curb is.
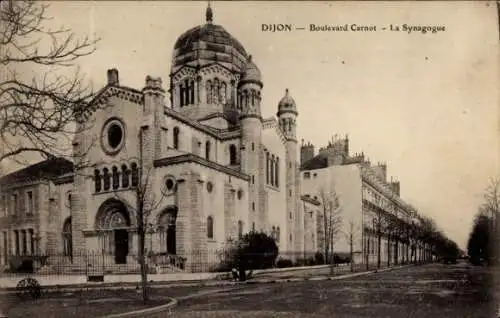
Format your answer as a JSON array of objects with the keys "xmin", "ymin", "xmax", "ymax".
[
  {"xmin": 99, "ymin": 297, "xmax": 178, "ymax": 318},
  {"xmin": 0, "ymin": 265, "xmax": 411, "ymax": 295}
]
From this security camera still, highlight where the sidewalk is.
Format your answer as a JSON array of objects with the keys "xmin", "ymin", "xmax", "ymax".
[{"xmin": 0, "ymin": 264, "xmax": 411, "ymax": 295}]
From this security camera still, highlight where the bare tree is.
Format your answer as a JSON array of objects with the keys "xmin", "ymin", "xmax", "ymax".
[
  {"xmin": 0, "ymin": 1, "xmax": 99, "ymax": 165},
  {"xmin": 343, "ymin": 220, "xmax": 360, "ymax": 272},
  {"xmin": 116, "ymin": 166, "xmax": 167, "ymax": 303},
  {"xmin": 317, "ymin": 186, "xmax": 343, "ymax": 266},
  {"xmin": 481, "ymin": 178, "xmax": 500, "ymax": 265}
]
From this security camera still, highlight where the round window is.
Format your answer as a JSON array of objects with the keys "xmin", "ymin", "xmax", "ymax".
[
  {"xmin": 107, "ymin": 123, "xmax": 123, "ymax": 149},
  {"xmin": 101, "ymin": 118, "xmax": 126, "ymax": 155},
  {"xmin": 162, "ymin": 176, "xmax": 177, "ymax": 196},
  {"xmin": 166, "ymin": 178, "xmax": 175, "ymax": 190}
]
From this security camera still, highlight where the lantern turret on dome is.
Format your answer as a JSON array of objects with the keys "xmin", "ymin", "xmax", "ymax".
[
  {"xmin": 170, "ymin": 4, "xmax": 249, "ymax": 74},
  {"xmin": 277, "ymin": 88, "xmax": 298, "ymax": 117},
  {"xmin": 277, "ymin": 88, "xmax": 298, "ymax": 142}
]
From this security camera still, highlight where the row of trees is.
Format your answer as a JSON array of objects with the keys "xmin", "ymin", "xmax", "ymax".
[
  {"xmin": 317, "ymin": 183, "xmax": 460, "ymax": 271},
  {"xmin": 467, "ymin": 178, "xmax": 499, "ymax": 266}
]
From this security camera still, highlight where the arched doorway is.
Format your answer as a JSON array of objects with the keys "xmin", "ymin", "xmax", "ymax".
[
  {"xmin": 158, "ymin": 207, "xmax": 177, "ymax": 255},
  {"xmin": 62, "ymin": 217, "xmax": 72, "ymax": 259},
  {"xmin": 96, "ymin": 199, "xmax": 132, "ymax": 264}
]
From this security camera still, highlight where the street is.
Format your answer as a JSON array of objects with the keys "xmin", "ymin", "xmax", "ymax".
[
  {"xmin": 170, "ymin": 262, "xmax": 497, "ymax": 318},
  {"xmin": 1, "ymin": 262, "xmax": 497, "ymax": 318}
]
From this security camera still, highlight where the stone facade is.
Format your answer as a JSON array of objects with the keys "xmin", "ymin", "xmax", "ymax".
[
  {"xmin": 0, "ymin": 7, "xmax": 324, "ymax": 272},
  {"xmin": 300, "ymin": 136, "xmax": 425, "ymax": 266}
]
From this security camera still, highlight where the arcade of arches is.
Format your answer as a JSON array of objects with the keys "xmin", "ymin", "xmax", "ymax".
[{"xmin": 88, "ymin": 199, "xmax": 180, "ymax": 265}]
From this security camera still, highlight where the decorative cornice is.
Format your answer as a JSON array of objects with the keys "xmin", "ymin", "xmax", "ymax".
[
  {"xmin": 170, "ymin": 65, "xmax": 198, "ymax": 82},
  {"xmin": 54, "ymin": 174, "xmax": 74, "ymax": 185},
  {"xmin": 238, "ymin": 78, "xmax": 263, "ymax": 89},
  {"xmin": 277, "ymin": 109, "xmax": 298, "ymax": 117},
  {"xmin": 262, "ymin": 118, "xmax": 287, "ymax": 145},
  {"xmin": 361, "ymin": 168, "xmax": 415, "ymax": 216},
  {"xmin": 78, "ymin": 85, "xmax": 144, "ymax": 123},
  {"xmin": 154, "ymin": 154, "xmax": 250, "ymax": 181},
  {"xmin": 197, "ymin": 62, "xmax": 238, "ymax": 79},
  {"xmin": 301, "ymin": 195, "xmax": 321, "ymax": 206},
  {"xmin": 239, "ymin": 113, "xmax": 262, "ymax": 121}
]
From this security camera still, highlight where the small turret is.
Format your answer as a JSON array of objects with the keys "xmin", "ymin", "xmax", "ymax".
[
  {"xmin": 277, "ymin": 89, "xmax": 298, "ymax": 142},
  {"xmin": 238, "ymin": 55, "xmax": 262, "ymax": 120}
]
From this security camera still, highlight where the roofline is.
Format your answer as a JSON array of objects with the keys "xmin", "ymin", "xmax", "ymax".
[{"xmin": 154, "ymin": 154, "xmax": 250, "ymax": 181}]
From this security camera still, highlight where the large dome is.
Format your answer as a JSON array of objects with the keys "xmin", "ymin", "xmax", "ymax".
[{"xmin": 171, "ymin": 6, "xmax": 249, "ymax": 72}]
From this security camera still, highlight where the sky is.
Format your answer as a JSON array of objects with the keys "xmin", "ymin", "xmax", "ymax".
[{"xmin": 5, "ymin": 1, "xmax": 499, "ymax": 250}]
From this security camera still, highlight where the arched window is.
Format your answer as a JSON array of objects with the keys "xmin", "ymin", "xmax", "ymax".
[
  {"xmin": 221, "ymin": 82, "xmax": 227, "ymax": 104},
  {"xmin": 275, "ymin": 157, "xmax": 279, "ymax": 187},
  {"xmin": 214, "ymin": 79, "xmax": 220, "ymax": 103},
  {"xmin": 206, "ymin": 80, "xmax": 212, "ymax": 103},
  {"xmin": 244, "ymin": 90, "xmax": 249, "ymax": 106},
  {"xmin": 121, "ymin": 165, "xmax": 129, "ymax": 188},
  {"xmin": 238, "ymin": 221, "xmax": 243, "ymax": 238},
  {"xmin": 173, "ymin": 127, "xmax": 180, "ymax": 150},
  {"xmin": 251, "ymin": 90, "xmax": 255, "ymax": 106},
  {"xmin": 207, "ymin": 216, "xmax": 214, "ymax": 239},
  {"xmin": 103, "ymin": 168, "xmax": 110, "ymax": 191},
  {"xmin": 270, "ymin": 155, "xmax": 275, "ymax": 186},
  {"xmin": 184, "ymin": 79, "xmax": 190, "ymax": 105},
  {"xmin": 271, "ymin": 226, "xmax": 276, "ymax": 240},
  {"xmin": 62, "ymin": 217, "xmax": 72, "ymax": 257},
  {"xmin": 229, "ymin": 144, "xmax": 237, "ymax": 165},
  {"xmin": 276, "ymin": 226, "xmax": 280, "ymax": 243},
  {"xmin": 131, "ymin": 163, "xmax": 139, "ymax": 187},
  {"xmin": 205, "ymin": 141, "xmax": 211, "ymax": 160},
  {"xmin": 112, "ymin": 166, "xmax": 119, "ymax": 189},
  {"xmin": 94, "ymin": 169, "xmax": 102, "ymax": 192},
  {"xmin": 238, "ymin": 91, "xmax": 243, "ymax": 109},
  {"xmin": 190, "ymin": 80, "xmax": 195, "ymax": 104},
  {"xmin": 179, "ymin": 83, "xmax": 185, "ymax": 107},
  {"xmin": 266, "ymin": 152, "xmax": 270, "ymax": 184}
]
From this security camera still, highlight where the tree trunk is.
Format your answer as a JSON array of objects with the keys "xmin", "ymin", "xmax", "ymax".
[
  {"xmin": 350, "ymin": 233, "xmax": 354, "ymax": 272},
  {"xmin": 138, "ymin": 227, "xmax": 149, "ymax": 303},
  {"xmin": 377, "ymin": 232, "xmax": 381, "ymax": 269}
]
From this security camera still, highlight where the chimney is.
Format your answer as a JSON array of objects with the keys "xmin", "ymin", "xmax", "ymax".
[
  {"xmin": 378, "ymin": 162, "xmax": 387, "ymax": 182},
  {"xmin": 391, "ymin": 181, "xmax": 400, "ymax": 196},
  {"xmin": 300, "ymin": 142, "xmax": 315, "ymax": 165},
  {"xmin": 107, "ymin": 68, "xmax": 119, "ymax": 86}
]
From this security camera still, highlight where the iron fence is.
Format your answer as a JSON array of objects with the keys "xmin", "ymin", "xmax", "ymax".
[{"xmin": 0, "ymin": 249, "xmax": 422, "ymax": 278}]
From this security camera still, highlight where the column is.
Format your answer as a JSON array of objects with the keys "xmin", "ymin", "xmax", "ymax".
[
  {"xmin": 223, "ymin": 183, "xmax": 232, "ymax": 238},
  {"xmin": 172, "ymin": 84, "xmax": 179, "ymax": 109},
  {"xmin": 13, "ymin": 230, "xmax": 18, "ymax": 255},
  {"xmin": 176, "ymin": 173, "xmax": 192, "ymax": 268},
  {"xmin": 191, "ymin": 176, "xmax": 207, "ymax": 272},
  {"xmin": 231, "ymin": 80, "xmax": 236, "ymax": 107},
  {"xmin": 195, "ymin": 75, "xmax": 201, "ymax": 104},
  {"xmin": 27, "ymin": 229, "xmax": 32, "ymax": 255}
]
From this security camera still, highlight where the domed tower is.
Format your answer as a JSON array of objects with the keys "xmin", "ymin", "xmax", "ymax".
[
  {"xmin": 169, "ymin": 4, "xmax": 249, "ymax": 123},
  {"xmin": 239, "ymin": 55, "xmax": 264, "ymax": 229},
  {"xmin": 277, "ymin": 89, "xmax": 302, "ymax": 254}
]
